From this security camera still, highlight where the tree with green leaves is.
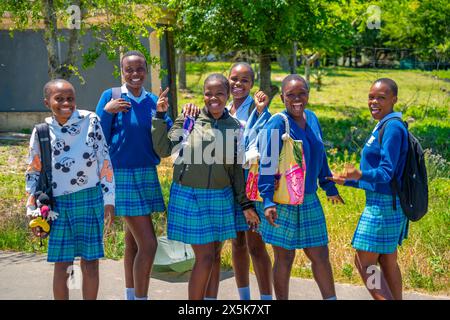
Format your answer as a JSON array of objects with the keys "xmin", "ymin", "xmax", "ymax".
[
  {"xmin": 344, "ymin": 0, "xmax": 449, "ymax": 69},
  {"xmin": 166, "ymin": 0, "xmax": 352, "ymax": 95},
  {"xmin": 379, "ymin": 0, "xmax": 450, "ymax": 66},
  {"xmin": 0, "ymin": 0, "xmax": 167, "ymax": 80}
]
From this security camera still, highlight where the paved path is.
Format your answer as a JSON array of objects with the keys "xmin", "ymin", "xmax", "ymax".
[{"xmin": 0, "ymin": 251, "xmax": 447, "ymax": 300}]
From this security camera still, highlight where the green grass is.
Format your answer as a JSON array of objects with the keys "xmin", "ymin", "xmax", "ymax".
[
  {"xmin": 429, "ymin": 70, "xmax": 450, "ymax": 81},
  {"xmin": 0, "ymin": 63, "xmax": 448, "ymax": 295},
  {"xmin": 179, "ymin": 62, "xmax": 450, "ymax": 159}
]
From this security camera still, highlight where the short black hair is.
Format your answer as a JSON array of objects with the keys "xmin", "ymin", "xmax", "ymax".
[
  {"xmin": 43, "ymin": 79, "xmax": 74, "ymax": 99},
  {"xmin": 204, "ymin": 73, "xmax": 230, "ymax": 94},
  {"xmin": 373, "ymin": 78, "xmax": 398, "ymax": 96},
  {"xmin": 120, "ymin": 50, "xmax": 148, "ymax": 70},
  {"xmin": 230, "ymin": 62, "xmax": 255, "ymax": 84},
  {"xmin": 281, "ymin": 74, "xmax": 309, "ymax": 94}
]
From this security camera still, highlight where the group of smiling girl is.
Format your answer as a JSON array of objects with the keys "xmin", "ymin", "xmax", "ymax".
[{"xmin": 28, "ymin": 50, "xmax": 409, "ymax": 300}]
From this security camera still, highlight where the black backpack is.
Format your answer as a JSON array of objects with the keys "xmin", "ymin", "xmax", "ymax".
[
  {"xmin": 378, "ymin": 117, "xmax": 428, "ymax": 221},
  {"xmin": 34, "ymin": 123, "xmax": 53, "ymax": 205}
]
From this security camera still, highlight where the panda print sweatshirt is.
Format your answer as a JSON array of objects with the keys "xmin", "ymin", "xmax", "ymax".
[{"xmin": 25, "ymin": 109, "xmax": 115, "ymax": 208}]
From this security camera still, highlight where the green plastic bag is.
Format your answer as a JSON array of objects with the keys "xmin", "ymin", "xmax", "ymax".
[{"xmin": 153, "ymin": 236, "xmax": 195, "ymax": 273}]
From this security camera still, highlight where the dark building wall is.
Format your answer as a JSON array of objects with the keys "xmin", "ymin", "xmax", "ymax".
[{"xmin": 0, "ymin": 29, "xmax": 174, "ymax": 114}]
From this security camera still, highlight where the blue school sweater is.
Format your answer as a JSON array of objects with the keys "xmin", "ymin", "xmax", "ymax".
[
  {"xmin": 258, "ymin": 109, "xmax": 338, "ymax": 209},
  {"xmin": 95, "ymin": 86, "xmax": 173, "ymax": 169},
  {"xmin": 345, "ymin": 112, "xmax": 408, "ymax": 195}
]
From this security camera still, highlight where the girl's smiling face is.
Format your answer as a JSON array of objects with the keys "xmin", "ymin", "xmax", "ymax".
[
  {"xmin": 368, "ymin": 82, "xmax": 397, "ymax": 120},
  {"xmin": 229, "ymin": 65, "xmax": 253, "ymax": 100},
  {"xmin": 122, "ymin": 55, "xmax": 147, "ymax": 91},
  {"xmin": 204, "ymin": 79, "xmax": 229, "ymax": 119},
  {"xmin": 44, "ymin": 82, "xmax": 76, "ymax": 125},
  {"xmin": 281, "ymin": 79, "xmax": 309, "ymax": 120}
]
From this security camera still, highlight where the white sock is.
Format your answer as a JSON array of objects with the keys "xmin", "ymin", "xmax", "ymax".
[
  {"xmin": 325, "ymin": 296, "xmax": 337, "ymax": 300},
  {"xmin": 204, "ymin": 297, "xmax": 217, "ymax": 300},
  {"xmin": 134, "ymin": 295, "xmax": 148, "ymax": 300},
  {"xmin": 125, "ymin": 288, "xmax": 135, "ymax": 300}
]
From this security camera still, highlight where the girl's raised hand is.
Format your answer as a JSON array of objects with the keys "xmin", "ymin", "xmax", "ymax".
[
  {"xmin": 104, "ymin": 98, "xmax": 131, "ymax": 114},
  {"xmin": 182, "ymin": 103, "xmax": 200, "ymax": 118},
  {"xmin": 254, "ymin": 90, "xmax": 269, "ymax": 113},
  {"xmin": 157, "ymin": 87, "xmax": 170, "ymax": 112}
]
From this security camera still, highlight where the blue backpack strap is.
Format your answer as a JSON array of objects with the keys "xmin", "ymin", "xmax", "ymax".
[
  {"xmin": 378, "ymin": 117, "xmax": 407, "ymax": 144},
  {"xmin": 109, "ymin": 87, "xmax": 123, "ymax": 125},
  {"xmin": 111, "ymin": 87, "xmax": 122, "ymax": 100}
]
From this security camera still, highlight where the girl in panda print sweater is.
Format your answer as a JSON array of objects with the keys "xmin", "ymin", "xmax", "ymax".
[{"xmin": 25, "ymin": 79, "xmax": 115, "ymax": 300}]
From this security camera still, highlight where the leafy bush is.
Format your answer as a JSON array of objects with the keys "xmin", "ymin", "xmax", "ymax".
[
  {"xmin": 425, "ymin": 150, "xmax": 450, "ymax": 180},
  {"xmin": 409, "ymin": 120, "xmax": 450, "ymax": 159},
  {"xmin": 404, "ymin": 105, "xmax": 449, "ymax": 120}
]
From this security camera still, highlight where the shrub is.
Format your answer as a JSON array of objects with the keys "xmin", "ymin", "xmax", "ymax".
[{"xmin": 425, "ymin": 149, "xmax": 450, "ymax": 180}]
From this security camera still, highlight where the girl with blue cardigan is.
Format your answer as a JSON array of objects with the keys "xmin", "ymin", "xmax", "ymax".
[
  {"xmin": 328, "ymin": 78, "xmax": 409, "ymax": 300},
  {"xmin": 257, "ymin": 74, "xmax": 344, "ymax": 300},
  {"xmin": 95, "ymin": 51, "xmax": 173, "ymax": 300},
  {"xmin": 226, "ymin": 62, "xmax": 273, "ymax": 301}
]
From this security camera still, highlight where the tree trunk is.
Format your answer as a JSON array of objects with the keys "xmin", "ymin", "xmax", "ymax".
[
  {"xmin": 289, "ymin": 42, "xmax": 297, "ymax": 74},
  {"xmin": 373, "ymin": 48, "xmax": 377, "ymax": 68},
  {"xmin": 62, "ymin": 0, "xmax": 82, "ymax": 79},
  {"xmin": 166, "ymin": 31, "xmax": 178, "ymax": 120},
  {"xmin": 259, "ymin": 48, "xmax": 272, "ymax": 97},
  {"xmin": 42, "ymin": 0, "xmax": 81, "ymax": 79},
  {"xmin": 304, "ymin": 52, "xmax": 320, "ymax": 84},
  {"xmin": 41, "ymin": 0, "xmax": 59, "ymax": 79},
  {"xmin": 177, "ymin": 49, "xmax": 187, "ymax": 90},
  {"xmin": 277, "ymin": 54, "xmax": 290, "ymax": 72}
]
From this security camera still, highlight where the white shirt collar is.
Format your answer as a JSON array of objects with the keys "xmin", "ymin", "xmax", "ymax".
[
  {"xmin": 226, "ymin": 95, "xmax": 254, "ymax": 122},
  {"xmin": 121, "ymin": 84, "xmax": 148, "ymax": 104}
]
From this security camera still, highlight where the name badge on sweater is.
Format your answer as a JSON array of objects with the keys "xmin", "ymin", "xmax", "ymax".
[{"xmin": 366, "ymin": 135, "xmax": 376, "ymax": 147}]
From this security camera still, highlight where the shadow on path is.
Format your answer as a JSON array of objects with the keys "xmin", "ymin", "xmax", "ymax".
[{"xmin": 151, "ymin": 268, "xmax": 234, "ymax": 284}]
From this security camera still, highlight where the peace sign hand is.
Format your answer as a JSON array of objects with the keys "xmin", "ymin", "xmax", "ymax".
[{"xmin": 157, "ymin": 87, "xmax": 170, "ymax": 112}]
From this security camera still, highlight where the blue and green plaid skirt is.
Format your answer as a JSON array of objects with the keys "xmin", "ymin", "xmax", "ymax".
[
  {"xmin": 167, "ymin": 183, "xmax": 237, "ymax": 245},
  {"xmin": 48, "ymin": 186, "xmax": 104, "ymax": 263},
  {"xmin": 352, "ymin": 191, "xmax": 409, "ymax": 254},
  {"xmin": 114, "ymin": 167, "xmax": 165, "ymax": 217},
  {"xmin": 255, "ymin": 193, "xmax": 328, "ymax": 250}
]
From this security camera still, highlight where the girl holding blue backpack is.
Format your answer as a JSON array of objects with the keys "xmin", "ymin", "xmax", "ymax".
[{"xmin": 96, "ymin": 50, "xmax": 173, "ymax": 300}]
